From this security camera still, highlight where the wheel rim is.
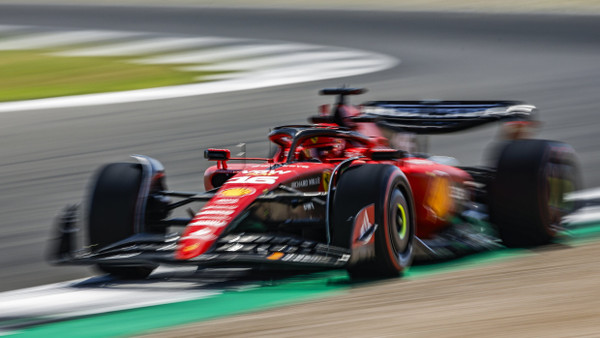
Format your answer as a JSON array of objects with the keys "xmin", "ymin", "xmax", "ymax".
[
  {"xmin": 390, "ymin": 188, "xmax": 410, "ymax": 255},
  {"xmin": 397, "ymin": 203, "xmax": 407, "ymax": 241}
]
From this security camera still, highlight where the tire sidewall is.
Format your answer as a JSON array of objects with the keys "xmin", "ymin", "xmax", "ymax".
[
  {"xmin": 332, "ymin": 164, "xmax": 414, "ymax": 276},
  {"xmin": 490, "ymin": 139, "xmax": 580, "ymax": 247},
  {"xmin": 379, "ymin": 175, "xmax": 414, "ymax": 271}
]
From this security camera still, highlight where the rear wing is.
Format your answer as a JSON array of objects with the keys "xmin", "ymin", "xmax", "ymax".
[{"xmin": 361, "ymin": 101, "xmax": 537, "ymax": 134}]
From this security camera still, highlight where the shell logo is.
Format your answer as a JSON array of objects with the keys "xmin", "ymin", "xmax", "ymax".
[
  {"xmin": 181, "ymin": 243, "xmax": 200, "ymax": 253},
  {"xmin": 219, "ymin": 187, "xmax": 256, "ymax": 197}
]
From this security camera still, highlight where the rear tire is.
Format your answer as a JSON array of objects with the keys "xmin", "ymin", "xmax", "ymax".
[
  {"xmin": 490, "ymin": 139, "xmax": 580, "ymax": 247},
  {"xmin": 88, "ymin": 163, "xmax": 157, "ymax": 279},
  {"xmin": 332, "ymin": 164, "xmax": 414, "ymax": 278}
]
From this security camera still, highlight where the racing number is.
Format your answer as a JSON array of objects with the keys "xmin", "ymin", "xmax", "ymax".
[{"xmin": 226, "ymin": 176, "xmax": 278, "ymax": 185}]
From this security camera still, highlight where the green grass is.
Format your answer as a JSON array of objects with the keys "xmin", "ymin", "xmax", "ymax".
[{"xmin": 0, "ymin": 50, "xmax": 226, "ymax": 102}]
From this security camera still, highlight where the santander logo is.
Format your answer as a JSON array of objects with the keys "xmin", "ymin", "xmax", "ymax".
[{"xmin": 353, "ymin": 204, "xmax": 376, "ymax": 246}]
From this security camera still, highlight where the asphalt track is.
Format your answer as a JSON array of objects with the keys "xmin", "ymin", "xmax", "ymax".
[{"xmin": 1, "ymin": 0, "xmax": 599, "ymax": 311}]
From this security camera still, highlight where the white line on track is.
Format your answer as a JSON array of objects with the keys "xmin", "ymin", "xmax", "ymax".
[
  {"xmin": 217, "ymin": 57, "xmax": 393, "ymax": 82},
  {"xmin": 181, "ymin": 50, "xmax": 370, "ymax": 71},
  {"xmin": 0, "ymin": 63, "xmax": 398, "ymax": 113},
  {"xmin": 0, "ymin": 30, "xmax": 146, "ymax": 50},
  {"xmin": 134, "ymin": 43, "xmax": 322, "ymax": 64},
  {"xmin": 0, "ymin": 273, "xmax": 221, "ymax": 331},
  {"xmin": 0, "ymin": 266, "xmax": 261, "ymax": 333},
  {"xmin": 0, "ymin": 54, "xmax": 397, "ymax": 113},
  {"xmin": 564, "ymin": 206, "xmax": 600, "ymax": 225},
  {"xmin": 53, "ymin": 36, "xmax": 241, "ymax": 57},
  {"xmin": 2, "ymin": 283, "xmax": 215, "ymax": 318},
  {"xmin": 566, "ymin": 187, "xmax": 600, "ymax": 202}
]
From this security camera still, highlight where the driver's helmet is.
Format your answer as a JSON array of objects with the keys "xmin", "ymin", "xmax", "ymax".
[{"xmin": 300, "ymin": 136, "xmax": 344, "ymax": 161}]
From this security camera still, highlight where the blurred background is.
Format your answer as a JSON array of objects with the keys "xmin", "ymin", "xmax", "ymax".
[{"xmin": 1, "ymin": 0, "xmax": 599, "ymax": 335}]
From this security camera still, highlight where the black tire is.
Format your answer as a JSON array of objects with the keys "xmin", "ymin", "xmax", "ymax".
[
  {"xmin": 88, "ymin": 162, "xmax": 156, "ymax": 279},
  {"xmin": 490, "ymin": 139, "xmax": 580, "ymax": 247},
  {"xmin": 331, "ymin": 164, "xmax": 414, "ymax": 278}
]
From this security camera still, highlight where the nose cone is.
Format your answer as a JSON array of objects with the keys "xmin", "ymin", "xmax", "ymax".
[
  {"xmin": 175, "ymin": 186, "xmax": 263, "ymax": 260},
  {"xmin": 175, "ymin": 166, "xmax": 306, "ymax": 260},
  {"xmin": 176, "ymin": 226, "xmax": 218, "ymax": 260}
]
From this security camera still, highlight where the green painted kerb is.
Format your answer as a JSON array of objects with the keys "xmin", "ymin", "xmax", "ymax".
[
  {"xmin": 12, "ymin": 222, "xmax": 600, "ymax": 338},
  {"xmin": 12, "ymin": 251, "xmax": 525, "ymax": 337},
  {"xmin": 14, "ymin": 273, "xmax": 350, "ymax": 338}
]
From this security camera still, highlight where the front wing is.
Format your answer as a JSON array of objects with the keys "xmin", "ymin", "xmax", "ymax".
[{"xmin": 52, "ymin": 228, "xmax": 351, "ymax": 270}]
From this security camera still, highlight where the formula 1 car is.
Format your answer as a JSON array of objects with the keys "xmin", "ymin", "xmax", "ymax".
[{"xmin": 51, "ymin": 88, "xmax": 580, "ymax": 279}]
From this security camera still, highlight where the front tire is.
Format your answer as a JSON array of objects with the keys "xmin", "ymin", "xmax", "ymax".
[
  {"xmin": 332, "ymin": 164, "xmax": 414, "ymax": 278},
  {"xmin": 88, "ymin": 162, "xmax": 157, "ymax": 279}
]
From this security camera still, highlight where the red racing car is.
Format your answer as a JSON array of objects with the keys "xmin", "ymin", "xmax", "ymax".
[{"xmin": 51, "ymin": 88, "xmax": 580, "ymax": 279}]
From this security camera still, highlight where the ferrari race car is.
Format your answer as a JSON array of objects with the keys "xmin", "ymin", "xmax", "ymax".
[{"xmin": 51, "ymin": 88, "xmax": 580, "ymax": 279}]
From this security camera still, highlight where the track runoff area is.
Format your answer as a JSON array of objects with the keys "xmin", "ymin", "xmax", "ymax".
[{"xmin": 2, "ymin": 198, "xmax": 600, "ymax": 337}]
